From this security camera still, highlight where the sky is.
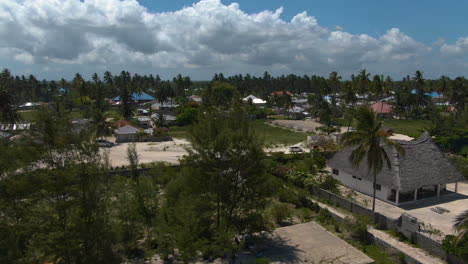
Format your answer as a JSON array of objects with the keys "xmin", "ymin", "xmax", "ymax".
[{"xmin": 1, "ymin": 0, "xmax": 468, "ymax": 80}]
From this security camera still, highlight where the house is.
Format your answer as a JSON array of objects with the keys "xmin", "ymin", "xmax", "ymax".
[
  {"xmin": 137, "ymin": 117, "xmax": 152, "ymax": 129},
  {"xmin": 328, "ymin": 132, "xmax": 465, "ymax": 205},
  {"xmin": 114, "ymin": 125, "xmax": 140, "ymax": 143},
  {"xmin": 242, "ymin": 95, "xmax": 266, "ymax": 105},
  {"xmin": 189, "ymin": 95, "xmax": 202, "ymax": 103},
  {"xmin": 371, "ymin": 101, "xmax": 393, "ymax": 118},
  {"xmin": 151, "ymin": 99, "xmax": 179, "ymax": 110},
  {"xmin": 70, "ymin": 118, "xmax": 90, "ymax": 133},
  {"xmin": 271, "ymin": 91, "xmax": 293, "ymax": 97},
  {"xmin": 112, "ymin": 92, "xmax": 155, "ymax": 103}
]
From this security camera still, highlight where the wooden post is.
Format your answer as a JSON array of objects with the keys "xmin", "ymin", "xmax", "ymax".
[
  {"xmin": 437, "ymin": 184, "xmax": 441, "ymax": 197},
  {"xmin": 414, "ymin": 189, "xmax": 418, "ymax": 201},
  {"xmin": 396, "ymin": 190, "xmax": 399, "ymax": 205}
]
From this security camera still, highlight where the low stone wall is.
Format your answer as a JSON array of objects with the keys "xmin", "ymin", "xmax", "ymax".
[
  {"xmin": 413, "ymin": 232, "xmax": 447, "ymax": 259},
  {"xmin": 368, "ymin": 232, "xmax": 422, "ymax": 264},
  {"xmin": 309, "ymin": 186, "xmax": 467, "ymax": 264}
]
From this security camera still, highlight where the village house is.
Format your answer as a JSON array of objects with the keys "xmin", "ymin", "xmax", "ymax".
[
  {"xmin": 242, "ymin": 95, "xmax": 267, "ymax": 105},
  {"xmin": 328, "ymin": 132, "xmax": 465, "ymax": 205},
  {"xmin": 112, "ymin": 92, "xmax": 155, "ymax": 104},
  {"xmin": 371, "ymin": 101, "xmax": 393, "ymax": 118},
  {"xmin": 114, "ymin": 125, "xmax": 140, "ymax": 143}
]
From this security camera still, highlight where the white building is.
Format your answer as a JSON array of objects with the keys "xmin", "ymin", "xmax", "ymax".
[{"xmin": 328, "ymin": 132, "xmax": 465, "ymax": 205}]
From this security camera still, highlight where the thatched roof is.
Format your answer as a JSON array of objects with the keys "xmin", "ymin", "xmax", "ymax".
[{"xmin": 328, "ymin": 132, "xmax": 465, "ymax": 192}]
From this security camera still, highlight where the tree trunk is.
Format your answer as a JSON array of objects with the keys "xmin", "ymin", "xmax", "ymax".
[{"xmin": 372, "ymin": 172, "xmax": 377, "ymax": 212}]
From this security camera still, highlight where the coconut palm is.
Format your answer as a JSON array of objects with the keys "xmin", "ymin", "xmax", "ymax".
[
  {"xmin": 454, "ymin": 210, "xmax": 468, "ymax": 244},
  {"xmin": 341, "ymin": 106, "xmax": 404, "ymax": 211},
  {"xmin": 89, "ymin": 110, "xmax": 112, "ymax": 140},
  {"xmin": 357, "ymin": 69, "xmax": 371, "ymax": 103}
]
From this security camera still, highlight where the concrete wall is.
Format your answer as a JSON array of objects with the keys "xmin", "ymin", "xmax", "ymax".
[
  {"xmin": 331, "ymin": 169, "xmax": 392, "ymax": 203},
  {"xmin": 310, "ymin": 186, "xmax": 467, "ymax": 264}
]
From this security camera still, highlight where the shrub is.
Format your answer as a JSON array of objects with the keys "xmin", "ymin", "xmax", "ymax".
[
  {"xmin": 442, "ymin": 235, "xmax": 468, "ymax": 260},
  {"xmin": 276, "ymin": 188, "xmax": 299, "ymax": 205},
  {"xmin": 255, "ymin": 257, "xmax": 270, "ymax": 264},
  {"xmin": 296, "ymin": 208, "xmax": 313, "ymax": 222},
  {"xmin": 316, "ymin": 208, "xmax": 335, "ymax": 225},
  {"xmin": 345, "ymin": 215, "xmax": 370, "ymax": 244},
  {"xmin": 176, "ymin": 107, "xmax": 198, "ymax": 126},
  {"xmin": 319, "ymin": 175, "xmax": 340, "ymax": 193},
  {"xmin": 269, "ymin": 203, "xmax": 293, "ymax": 224}
]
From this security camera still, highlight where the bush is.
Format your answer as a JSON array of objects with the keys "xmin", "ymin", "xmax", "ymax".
[
  {"xmin": 442, "ymin": 235, "xmax": 468, "ymax": 260},
  {"xmin": 176, "ymin": 107, "xmax": 198, "ymax": 126},
  {"xmin": 316, "ymin": 208, "xmax": 335, "ymax": 225},
  {"xmin": 269, "ymin": 203, "xmax": 293, "ymax": 224},
  {"xmin": 255, "ymin": 257, "xmax": 270, "ymax": 264},
  {"xmin": 345, "ymin": 215, "xmax": 370, "ymax": 244},
  {"xmin": 319, "ymin": 175, "xmax": 340, "ymax": 193},
  {"xmin": 276, "ymin": 188, "xmax": 299, "ymax": 205},
  {"xmin": 296, "ymin": 208, "xmax": 313, "ymax": 222}
]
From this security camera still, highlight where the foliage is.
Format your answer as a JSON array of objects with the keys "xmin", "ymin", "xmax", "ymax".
[
  {"xmin": 159, "ymin": 105, "xmax": 277, "ymax": 259},
  {"xmin": 341, "ymin": 106, "xmax": 404, "ymax": 211},
  {"xmin": 255, "ymin": 257, "xmax": 270, "ymax": 264},
  {"xmin": 449, "ymin": 155, "xmax": 468, "ymax": 179},
  {"xmin": 176, "ymin": 106, "xmax": 199, "ymax": 126},
  {"xmin": 203, "ymin": 81, "xmax": 239, "ymax": 108},
  {"xmin": 453, "ymin": 210, "xmax": 468, "ymax": 244},
  {"xmin": 431, "ymin": 128, "xmax": 468, "ymax": 156},
  {"xmin": 269, "ymin": 203, "xmax": 293, "ymax": 224},
  {"xmin": 442, "ymin": 235, "xmax": 468, "ymax": 260}
]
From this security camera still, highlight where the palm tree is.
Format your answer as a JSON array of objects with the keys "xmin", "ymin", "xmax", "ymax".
[
  {"xmin": 89, "ymin": 110, "xmax": 112, "ymax": 140},
  {"xmin": 454, "ymin": 210, "xmax": 468, "ymax": 244},
  {"xmin": 328, "ymin": 71, "xmax": 341, "ymax": 108},
  {"xmin": 0, "ymin": 69, "xmax": 19, "ymax": 128},
  {"xmin": 357, "ymin": 69, "xmax": 371, "ymax": 103},
  {"xmin": 341, "ymin": 106, "xmax": 404, "ymax": 211}
]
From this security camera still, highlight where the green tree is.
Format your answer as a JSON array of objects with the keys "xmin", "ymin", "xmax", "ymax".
[
  {"xmin": 454, "ymin": 210, "xmax": 468, "ymax": 244},
  {"xmin": 0, "ymin": 69, "xmax": 19, "ymax": 128},
  {"xmin": 161, "ymin": 105, "xmax": 275, "ymax": 259},
  {"xmin": 357, "ymin": 69, "xmax": 371, "ymax": 103},
  {"xmin": 341, "ymin": 106, "xmax": 404, "ymax": 211}
]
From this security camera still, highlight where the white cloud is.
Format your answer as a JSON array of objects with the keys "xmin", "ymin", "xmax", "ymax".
[
  {"xmin": 0, "ymin": 0, "xmax": 462, "ymax": 78},
  {"xmin": 441, "ymin": 37, "xmax": 468, "ymax": 57}
]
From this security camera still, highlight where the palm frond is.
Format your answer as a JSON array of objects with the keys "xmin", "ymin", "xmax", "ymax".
[{"xmin": 454, "ymin": 210, "xmax": 468, "ymax": 244}]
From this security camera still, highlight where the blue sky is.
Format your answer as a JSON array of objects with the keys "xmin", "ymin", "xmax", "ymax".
[{"xmin": 1, "ymin": 0, "xmax": 468, "ymax": 80}]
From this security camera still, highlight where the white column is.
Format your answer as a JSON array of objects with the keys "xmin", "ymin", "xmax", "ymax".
[
  {"xmin": 396, "ymin": 190, "xmax": 400, "ymax": 205},
  {"xmin": 455, "ymin": 182, "xmax": 458, "ymax": 193},
  {"xmin": 437, "ymin": 184, "xmax": 441, "ymax": 197},
  {"xmin": 414, "ymin": 189, "xmax": 418, "ymax": 201}
]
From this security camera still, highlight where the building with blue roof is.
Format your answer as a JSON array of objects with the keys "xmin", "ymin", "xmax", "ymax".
[
  {"xmin": 112, "ymin": 92, "xmax": 155, "ymax": 102},
  {"xmin": 411, "ymin": 90, "xmax": 442, "ymax": 98}
]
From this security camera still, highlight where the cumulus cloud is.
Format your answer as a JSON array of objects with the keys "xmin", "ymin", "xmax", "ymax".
[
  {"xmin": 441, "ymin": 37, "xmax": 468, "ymax": 57},
  {"xmin": 0, "ymin": 0, "xmax": 457, "ymax": 78}
]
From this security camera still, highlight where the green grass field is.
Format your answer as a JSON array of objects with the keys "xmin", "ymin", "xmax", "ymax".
[
  {"xmin": 169, "ymin": 120, "xmax": 307, "ymax": 146},
  {"xmin": 251, "ymin": 120, "xmax": 307, "ymax": 146},
  {"xmin": 336, "ymin": 118, "xmax": 433, "ymax": 138},
  {"xmin": 19, "ymin": 109, "xmax": 83, "ymax": 122},
  {"xmin": 382, "ymin": 119, "xmax": 433, "ymax": 138}
]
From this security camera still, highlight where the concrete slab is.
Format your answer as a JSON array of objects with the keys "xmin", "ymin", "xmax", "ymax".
[
  {"xmin": 260, "ymin": 222, "xmax": 374, "ymax": 264},
  {"xmin": 339, "ymin": 182, "xmax": 468, "ymax": 237}
]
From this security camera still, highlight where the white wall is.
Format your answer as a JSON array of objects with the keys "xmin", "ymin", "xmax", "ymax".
[{"xmin": 331, "ymin": 168, "xmax": 392, "ymax": 203}]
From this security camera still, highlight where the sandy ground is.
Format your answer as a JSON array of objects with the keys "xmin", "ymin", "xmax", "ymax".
[
  {"xmin": 339, "ymin": 182, "xmax": 468, "ymax": 237},
  {"xmin": 236, "ymin": 222, "xmax": 373, "ymax": 264},
  {"xmin": 272, "ymin": 119, "xmax": 349, "ymax": 133},
  {"xmin": 102, "ymin": 136, "xmax": 306, "ymax": 166},
  {"xmin": 271, "ymin": 119, "xmax": 414, "ymax": 141},
  {"xmin": 101, "ymin": 138, "xmax": 190, "ymax": 166}
]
